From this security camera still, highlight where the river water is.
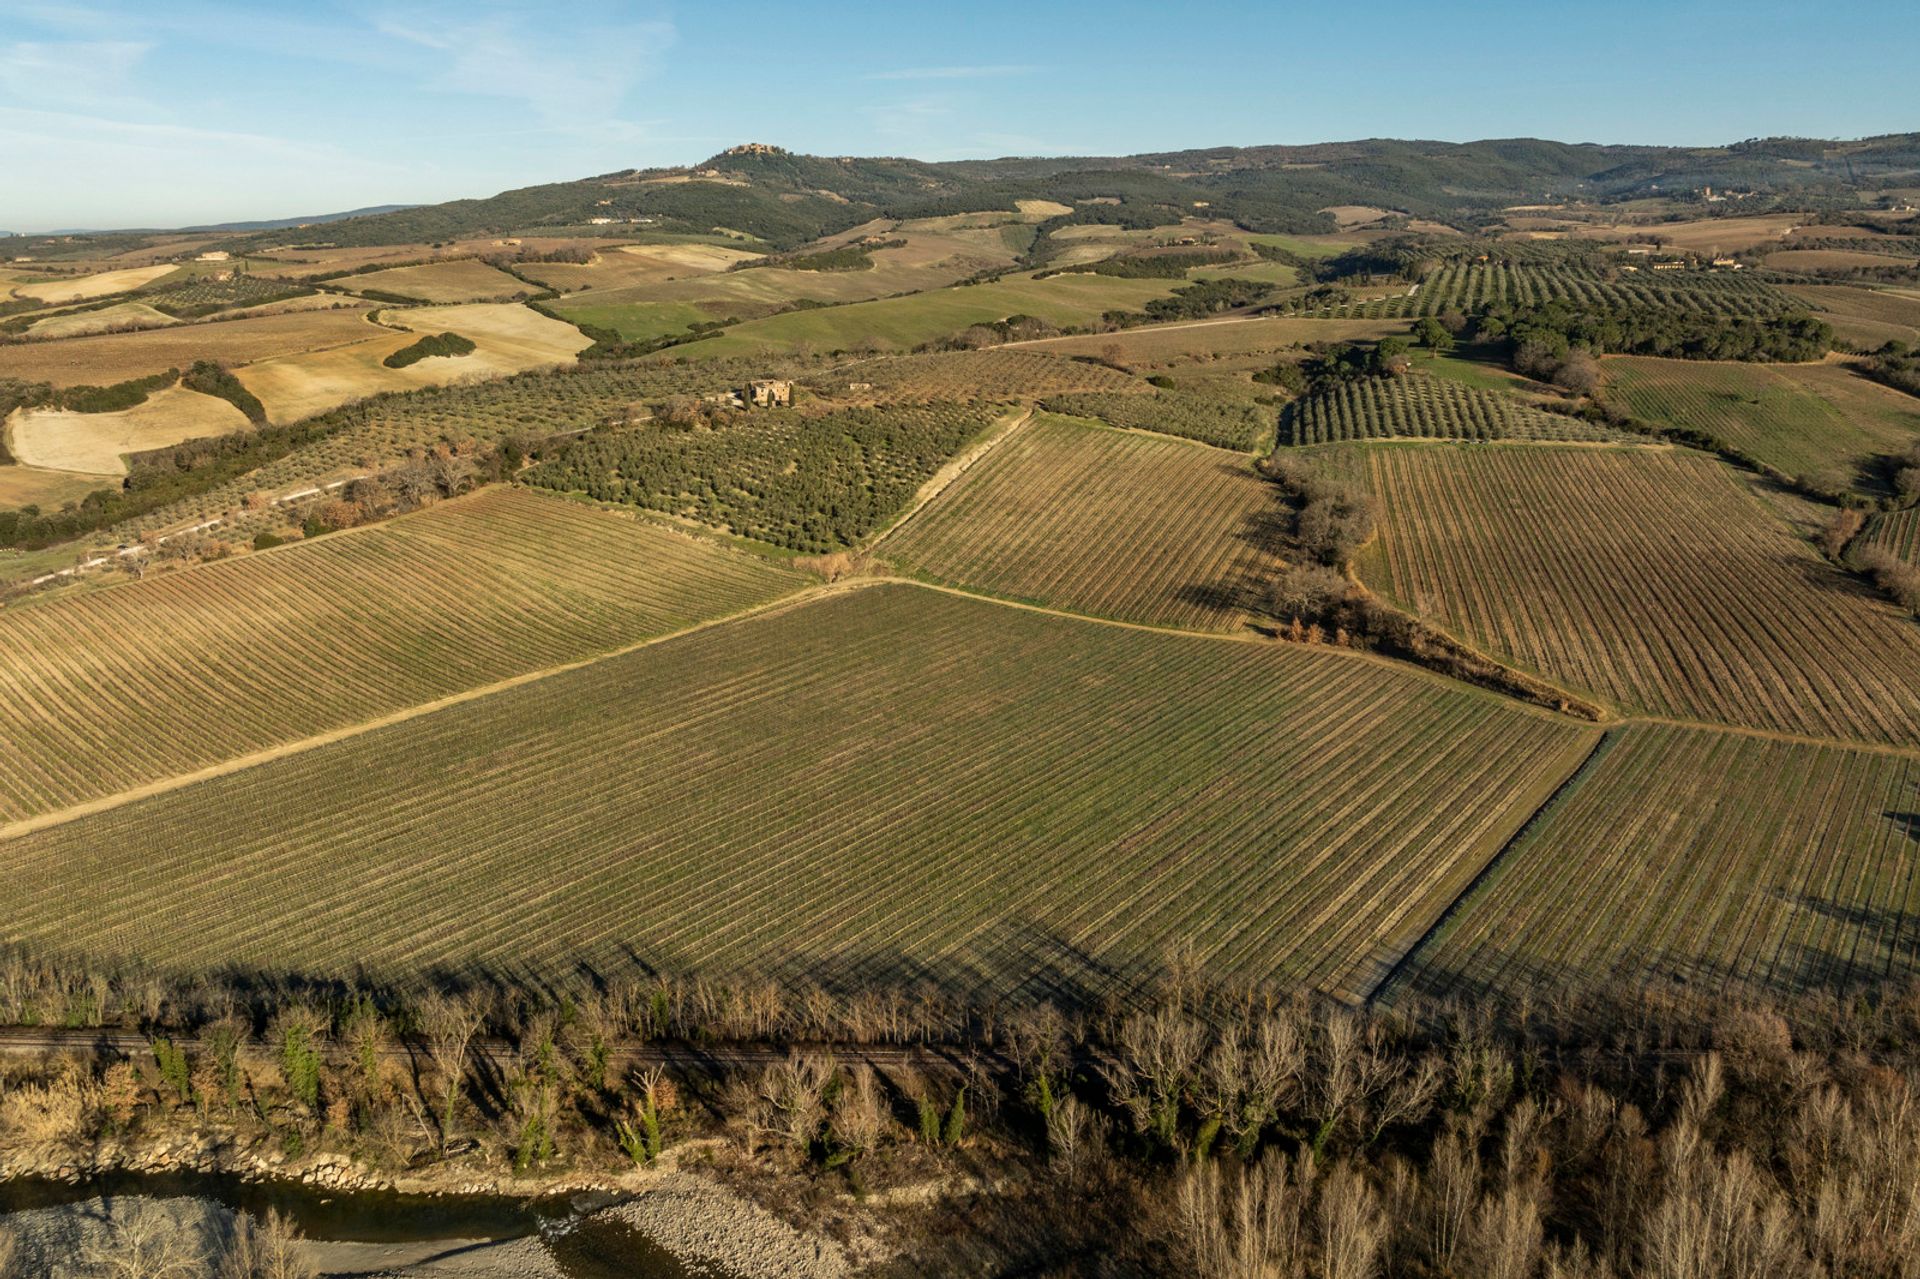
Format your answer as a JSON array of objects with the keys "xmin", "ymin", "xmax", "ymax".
[{"xmin": 0, "ymin": 1172, "xmax": 725, "ymax": 1277}]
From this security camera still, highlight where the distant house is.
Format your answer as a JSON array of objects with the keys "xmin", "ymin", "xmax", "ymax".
[
  {"xmin": 588, "ymin": 217, "xmax": 615, "ymax": 226},
  {"xmin": 1710, "ymin": 257, "xmax": 1742, "ymax": 269},
  {"xmin": 196, "ymin": 250, "xmax": 230, "ymax": 262},
  {"xmin": 745, "ymin": 379, "xmax": 793, "ymax": 408}
]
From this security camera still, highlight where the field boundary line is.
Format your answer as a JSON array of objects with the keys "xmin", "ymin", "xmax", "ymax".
[
  {"xmin": 1362, "ymin": 729, "xmax": 1619, "ymax": 1008},
  {"xmin": 0, "ymin": 578, "xmax": 834, "ymax": 846},
  {"xmin": 870, "ymin": 406, "xmax": 1033, "ymax": 545},
  {"xmin": 873, "ymin": 578, "xmax": 1603, "ymax": 728},
  {"xmin": 1051, "ymin": 409, "xmax": 1268, "ymax": 457},
  {"xmin": 1610, "ymin": 714, "xmax": 1920, "ymax": 760}
]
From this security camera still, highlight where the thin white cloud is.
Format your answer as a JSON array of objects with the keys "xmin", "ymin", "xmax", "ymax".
[
  {"xmin": 0, "ymin": 106, "xmax": 415, "ymax": 229},
  {"xmin": 864, "ymin": 64, "xmax": 1037, "ymax": 81},
  {"xmin": 0, "ymin": 39, "xmax": 151, "ymax": 111},
  {"xmin": 376, "ymin": 12, "xmax": 674, "ymax": 124}
]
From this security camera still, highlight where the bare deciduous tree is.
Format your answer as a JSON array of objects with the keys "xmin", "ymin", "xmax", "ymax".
[{"xmin": 421, "ymin": 991, "xmax": 485, "ymax": 1148}]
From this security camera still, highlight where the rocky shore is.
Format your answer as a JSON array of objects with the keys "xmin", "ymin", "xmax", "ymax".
[{"xmin": 0, "ymin": 1136, "xmax": 869, "ymax": 1277}]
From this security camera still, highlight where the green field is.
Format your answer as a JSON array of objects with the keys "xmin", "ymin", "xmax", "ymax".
[
  {"xmin": 1607, "ymin": 356, "xmax": 1920, "ymax": 494},
  {"xmin": 1856, "ymin": 507, "xmax": 1920, "ymax": 568},
  {"xmin": 667, "ymin": 273, "xmax": 1182, "ymax": 359},
  {"xmin": 1041, "ymin": 386, "xmax": 1274, "ymax": 451},
  {"xmin": 0, "ymin": 585, "xmax": 1594, "ymax": 1000},
  {"xmin": 883, "ymin": 414, "xmax": 1284, "ymax": 629},
  {"xmin": 1384, "ymin": 724, "xmax": 1920, "ymax": 1004},
  {"xmin": 548, "ymin": 298, "xmax": 715, "ymax": 343},
  {"xmin": 0, "ymin": 487, "xmax": 799, "ymax": 822}
]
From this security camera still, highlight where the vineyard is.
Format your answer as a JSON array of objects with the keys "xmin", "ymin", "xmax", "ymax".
[
  {"xmin": 526, "ymin": 401, "xmax": 1005, "ymax": 551},
  {"xmin": 0, "ymin": 585, "xmax": 1595, "ymax": 999},
  {"xmin": 1383, "ymin": 724, "xmax": 1920, "ymax": 1004},
  {"xmin": 1283, "ymin": 261, "xmax": 1804, "ymax": 320},
  {"xmin": 1278, "ymin": 375, "xmax": 1633, "ymax": 446},
  {"xmin": 0, "ymin": 487, "xmax": 799, "ymax": 822},
  {"xmin": 881, "ymin": 414, "xmax": 1284, "ymax": 630},
  {"xmin": 1606, "ymin": 356, "xmax": 1920, "ymax": 494},
  {"xmin": 1041, "ymin": 387, "xmax": 1273, "ymax": 451},
  {"xmin": 830, "ymin": 349, "xmax": 1147, "ymax": 403},
  {"xmin": 1361, "ymin": 443, "xmax": 1920, "ymax": 744},
  {"xmin": 1856, "ymin": 507, "xmax": 1920, "ymax": 568}
]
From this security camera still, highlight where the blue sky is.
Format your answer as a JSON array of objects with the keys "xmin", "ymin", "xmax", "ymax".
[{"xmin": 1, "ymin": 0, "xmax": 1914, "ymax": 231}]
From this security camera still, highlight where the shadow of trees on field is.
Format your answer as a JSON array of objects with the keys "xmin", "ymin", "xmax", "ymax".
[
  {"xmin": 1173, "ymin": 474, "xmax": 1293, "ymax": 620},
  {"xmin": 1384, "ymin": 874, "xmax": 1920, "ymax": 1014}
]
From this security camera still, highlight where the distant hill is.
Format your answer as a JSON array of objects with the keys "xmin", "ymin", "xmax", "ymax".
[
  {"xmin": 178, "ymin": 133, "xmax": 1920, "ymax": 253},
  {"xmin": 184, "ymin": 204, "xmax": 419, "ymax": 233}
]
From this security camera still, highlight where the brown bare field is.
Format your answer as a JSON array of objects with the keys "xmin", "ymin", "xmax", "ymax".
[
  {"xmin": 1765, "ymin": 248, "xmax": 1917, "ymax": 272},
  {"xmin": 0, "ymin": 307, "xmax": 381, "ymax": 387},
  {"xmin": 549, "ymin": 222, "xmax": 1024, "ymax": 339},
  {"xmin": 0, "ymin": 464, "xmax": 115, "ymax": 510},
  {"xmin": 6, "ymin": 386, "xmax": 250, "ymax": 474},
  {"xmin": 1361, "ymin": 443, "xmax": 1920, "ymax": 744},
  {"xmin": 1785, "ymin": 283, "xmax": 1920, "ymax": 347},
  {"xmin": 346, "ymin": 258, "xmax": 533, "ymax": 302},
  {"xmin": 1322, "ymin": 205, "xmax": 1395, "ymax": 228},
  {"xmin": 882, "ymin": 413, "xmax": 1282, "ymax": 630},
  {"xmin": 513, "ymin": 242, "xmax": 757, "ymax": 292},
  {"xmin": 245, "ymin": 239, "xmax": 604, "ymax": 280},
  {"xmin": 1385, "ymin": 723, "xmax": 1920, "ymax": 1004},
  {"xmin": 3, "ymin": 265, "xmax": 179, "ymax": 304},
  {"xmin": 1555, "ymin": 213, "xmax": 1803, "ymax": 253},
  {"xmin": 24, "ymin": 302, "xmax": 178, "ymax": 339},
  {"xmin": 233, "ymin": 303, "xmax": 591, "ymax": 423},
  {"xmin": 1010, "ymin": 316, "xmax": 1409, "ymax": 365},
  {"xmin": 1015, "ymin": 199, "xmax": 1074, "ymax": 218}
]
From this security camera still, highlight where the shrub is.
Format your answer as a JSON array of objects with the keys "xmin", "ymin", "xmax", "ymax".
[
  {"xmin": 383, "ymin": 332, "xmax": 477, "ymax": 369},
  {"xmin": 181, "ymin": 360, "xmax": 267, "ymax": 423}
]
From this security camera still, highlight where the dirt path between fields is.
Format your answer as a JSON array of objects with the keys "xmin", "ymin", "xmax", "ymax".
[
  {"xmin": 0, "ymin": 582, "xmax": 846, "ymax": 846},
  {"xmin": 869, "ymin": 405, "xmax": 1031, "ymax": 542},
  {"xmin": 5, "ymin": 564, "xmax": 1914, "ymax": 848}
]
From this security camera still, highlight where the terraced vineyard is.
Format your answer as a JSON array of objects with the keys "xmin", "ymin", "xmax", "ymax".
[
  {"xmin": 833, "ymin": 349, "xmax": 1146, "ymax": 403},
  {"xmin": 1856, "ymin": 507, "xmax": 1920, "ymax": 568},
  {"xmin": 1287, "ymin": 261, "xmax": 1803, "ymax": 320},
  {"xmin": 1383, "ymin": 725, "xmax": 1920, "ymax": 1004},
  {"xmin": 527, "ymin": 401, "xmax": 1004, "ymax": 551},
  {"xmin": 1607, "ymin": 356, "xmax": 1920, "ymax": 493},
  {"xmin": 1279, "ymin": 376, "xmax": 1632, "ymax": 445},
  {"xmin": 0, "ymin": 487, "xmax": 799, "ymax": 822},
  {"xmin": 1362, "ymin": 444, "xmax": 1920, "ymax": 743},
  {"xmin": 1042, "ymin": 387, "xmax": 1273, "ymax": 451},
  {"xmin": 0, "ymin": 585, "xmax": 1595, "ymax": 998},
  {"xmin": 882, "ymin": 414, "xmax": 1283, "ymax": 629}
]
